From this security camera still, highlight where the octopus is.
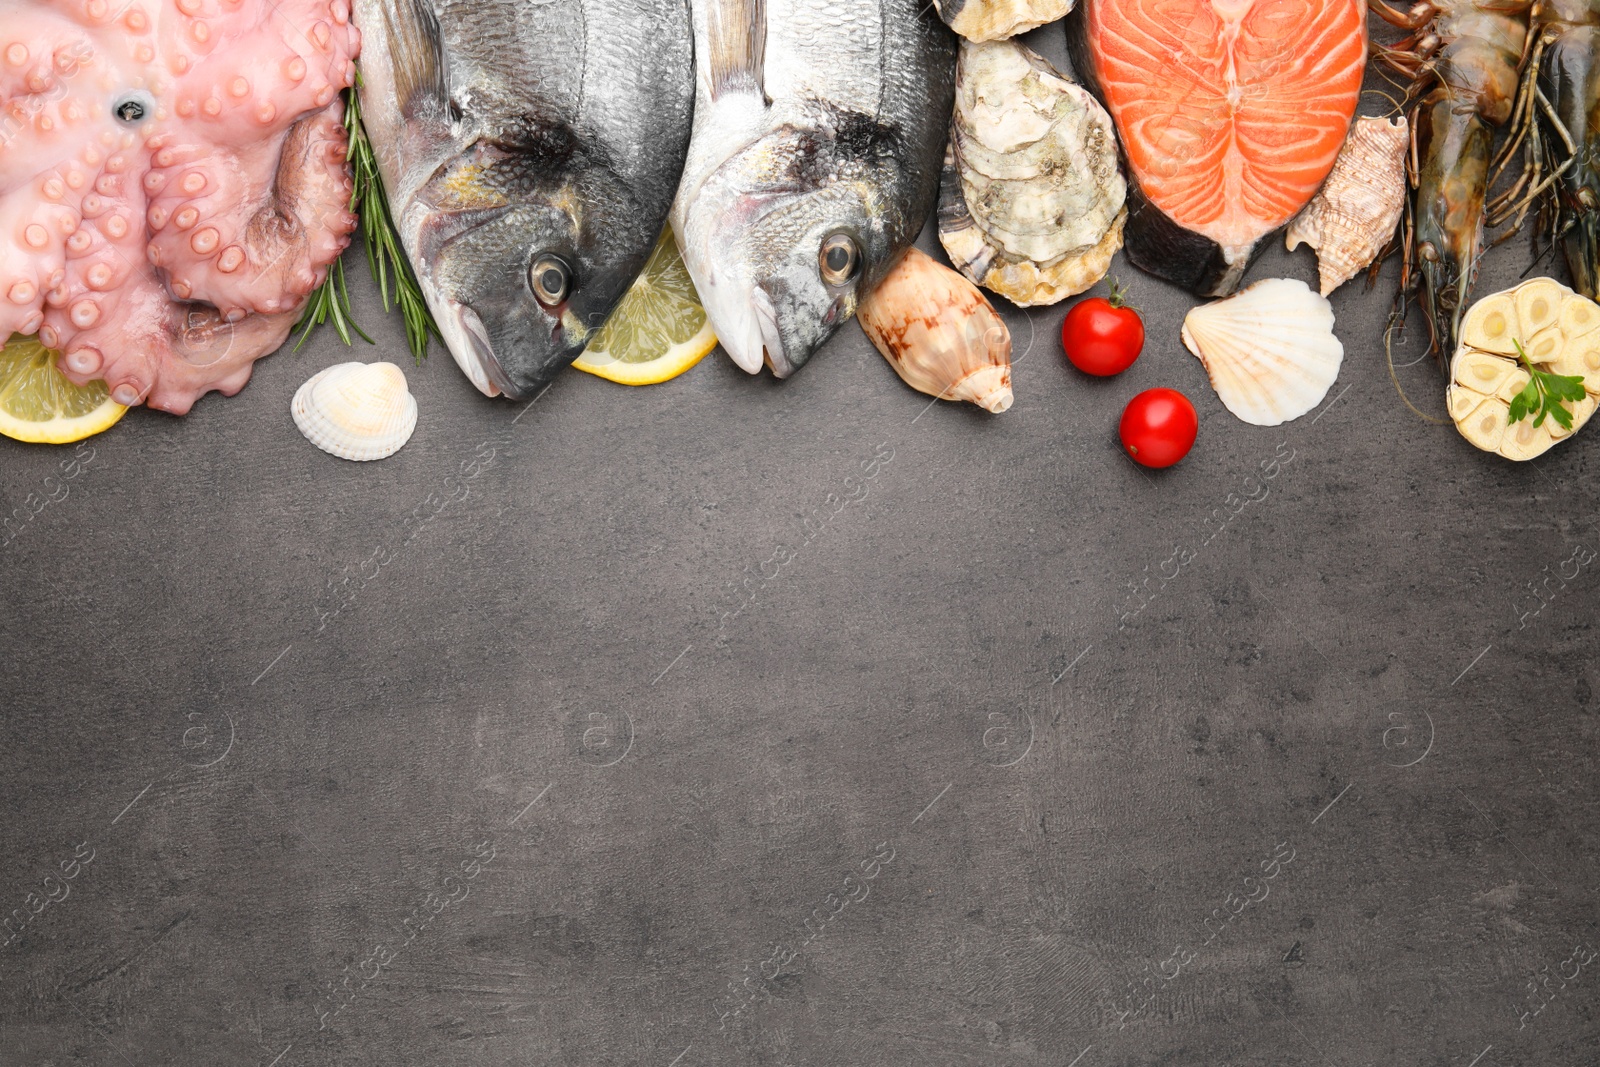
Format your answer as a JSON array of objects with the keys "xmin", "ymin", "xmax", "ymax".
[{"xmin": 1, "ymin": 0, "xmax": 360, "ymax": 414}]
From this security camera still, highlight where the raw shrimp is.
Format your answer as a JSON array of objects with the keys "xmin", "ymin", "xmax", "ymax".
[
  {"xmin": 1494, "ymin": 1, "xmax": 1600, "ymax": 297},
  {"xmin": 1371, "ymin": 0, "xmax": 1531, "ymax": 356}
]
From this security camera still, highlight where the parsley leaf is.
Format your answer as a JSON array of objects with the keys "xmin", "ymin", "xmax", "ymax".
[{"xmin": 1509, "ymin": 339, "xmax": 1587, "ymax": 431}]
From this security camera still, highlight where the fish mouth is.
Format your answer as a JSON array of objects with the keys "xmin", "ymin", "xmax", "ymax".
[
  {"xmin": 438, "ymin": 300, "xmax": 519, "ymax": 398},
  {"xmin": 713, "ymin": 281, "xmax": 790, "ymax": 378},
  {"xmin": 407, "ymin": 206, "xmax": 523, "ymax": 398},
  {"xmin": 753, "ymin": 286, "xmax": 793, "ymax": 378}
]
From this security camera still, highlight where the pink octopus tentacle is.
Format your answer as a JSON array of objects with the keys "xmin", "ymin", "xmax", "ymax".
[
  {"xmin": 147, "ymin": 102, "xmax": 355, "ymax": 318},
  {"xmin": 0, "ymin": 0, "xmax": 359, "ymax": 413}
]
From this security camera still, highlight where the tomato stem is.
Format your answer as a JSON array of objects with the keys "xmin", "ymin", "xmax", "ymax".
[{"xmin": 1107, "ymin": 277, "xmax": 1137, "ymax": 313}]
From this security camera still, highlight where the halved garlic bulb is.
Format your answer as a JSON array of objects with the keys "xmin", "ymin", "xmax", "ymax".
[{"xmin": 1448, "ymin": 278, "xmax": 1600, "ymax": 460}]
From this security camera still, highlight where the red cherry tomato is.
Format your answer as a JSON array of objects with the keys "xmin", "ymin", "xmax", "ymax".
[
  {"xmin": 1120, "ymin": 388, "xmax": 1197, "ymax": 468},
  {"xmin": 1061, "ymin": 283, "xmax": 1144, "ymax": 376}
]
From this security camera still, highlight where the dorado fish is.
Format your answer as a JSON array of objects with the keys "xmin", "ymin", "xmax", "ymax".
[
  {"xmin": 670, "ymin": 0, "xmax": 956, "ymax": 377},
  {"xmin": 354, "ymin": 0, "xmax": 695, "ymax": 397}
]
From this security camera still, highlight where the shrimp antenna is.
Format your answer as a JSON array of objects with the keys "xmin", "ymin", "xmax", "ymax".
[
  {"xmin": 1519, "ymin": 221, "xmax": 1569, "ymax": 279},
  {"xmin": 1384, "ymin": 313, "xmax": 1448, "ymax": 424},
  {"xmin": 1361, "ymin": 87, "xmax": 1403, "ymax": 117}
]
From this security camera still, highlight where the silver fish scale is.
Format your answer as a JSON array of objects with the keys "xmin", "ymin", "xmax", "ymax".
[
  {"xmin": 577, "ymin": 0, "xmax": 693, "ymax": 184},
  {"xmin": 433, "ymin": 0, "xmax": 583, "ymax": 138},
  {"xmin": 766, "ymin": 0, "xmax": 884, "ymax": 118},
  {"xmin": 400, "ymin": 0, "xmax": 690, "ymax": 192},
  {"xmin": 354, "ymin": 0, "xmax": 694, "ymax": 396}
]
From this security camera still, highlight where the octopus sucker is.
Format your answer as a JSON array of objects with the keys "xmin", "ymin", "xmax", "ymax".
[{"xmin": 1, "ymin": 0, "xmax": 359, "ymax": 412}]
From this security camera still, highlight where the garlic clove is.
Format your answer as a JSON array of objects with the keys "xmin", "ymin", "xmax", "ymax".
[
  {"xmin": 1499, "ymin": 413, "xmax": 1556, "ymax": 461},
  {"xmin": 1522, "ymin": 325, "xmax": 1564, "ymax": 365},
  {"xmin": 1560, "ymin": 292, "xmax": 1600, "ymax": 339},
  {"xmin": 1461, "ymin": 292, "xmax": 1520, "ymax": 355},
  {"xmin": 1495, "ymin": 366, "xmax": 1532, "ymax": 404},
  {"xmin": 1548, "ymin": 395, "xmax": 1596, "ymax": 439},
  {"xmin": 1569, "ymin": 395, "xmax": 1597, "ymax": 435},
  {"xmin": 1456, "ymin": 394, "xmax": 1511, "ymax": 454},
  {"xmin": 1515, "ymin": 278, "xmax": 1565, "ymax": 336},
  {"xmin": 1550, "ymin": 333, "xmax": 1600, "ymax": 393},
  {"xmin": 1447, "ymin": 383, "xmax": 1489, "ymax": 421},
  {"xmin": 1452, "ymin": 349, "xmax": 1516, "ymax": 395}
]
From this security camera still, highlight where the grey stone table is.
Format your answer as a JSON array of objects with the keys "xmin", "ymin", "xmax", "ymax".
[{"xmin": 3, "ymin": 35, "xmax": 1598, "ymax": 1067}]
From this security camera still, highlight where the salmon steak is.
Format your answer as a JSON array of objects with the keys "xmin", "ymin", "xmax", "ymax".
[{"xmin": 1066, "ymin": 0, "xmax": 1367, "ymax": 295}]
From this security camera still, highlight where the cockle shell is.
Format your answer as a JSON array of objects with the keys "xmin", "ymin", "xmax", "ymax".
[
  {"xmin": 858, "ymin": 247, "xmax": 1013, "ymax": 413},
  {"xmin": 938, "ymin": 39, "xmax": 1126, "ymax": 308},
  {"xmin": 1448, "ymin": 278, "xmax": 1600, "ymax": 461},
  {"xmin": 1181, "ymin": 278, "xmax": 1344, "ymax": 426},
  {"xmin": 1286, "ymin": 116, "xmax": 1409, "ymax": 297},
  {"xmin": 292, "ymin": 362, "xmax": 417, "ymax": 461},
  {"xmin": 931, "ymin": 0, "xmax": 1076, "ymax": 42}
]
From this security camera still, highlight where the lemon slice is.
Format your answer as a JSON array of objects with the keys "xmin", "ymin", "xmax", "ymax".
[
  {"xmin": 0, "ymin": 334, "xmax": 127, "ymax": 444},
  {"xmin": 574, "ymin": 229, "xmax": 717, "ymax": 386}
]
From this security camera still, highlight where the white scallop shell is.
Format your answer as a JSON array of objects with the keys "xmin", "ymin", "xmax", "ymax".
[
  {"xmin": 1180, "ymin": 278, "xmax": 1344, "ymax": 426},
  {"xmin": 292, "ymin": 361, "xmax": 418, "ymax": 461}
]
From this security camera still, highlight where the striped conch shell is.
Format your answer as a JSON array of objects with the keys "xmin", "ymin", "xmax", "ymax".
[
  {"xmin": 859, "ymin": 247, "xmax": 1013, "ymax": 413},
  {"xmin": 1286, "ymin": 116, "xmax": 1409, "ymax": 297}
]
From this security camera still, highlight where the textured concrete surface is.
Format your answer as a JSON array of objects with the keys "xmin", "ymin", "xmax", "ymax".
[{"xmin": 3, "ymin": 27, "xmax": 1599, "ymax": 1067}]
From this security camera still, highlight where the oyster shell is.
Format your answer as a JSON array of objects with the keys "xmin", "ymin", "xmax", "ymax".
[
  {"xmin": 292, "ymin": 362, "xmax": 418, "ymax": 462},
  {"xmin": 931, "ymin": 0, "xmax": 1076, "ymax": 42},
  {"xmin": 1180, "ymin": 278, "xmax": 1344, "ymax": 427},
  {"xmin": 858, "ymin": 246, "xmax": 1013, "ymax": 413},
  {"xmin": 1286, "ymin": 117, "xmax": 1409, "ymax": 297},
  {"xmin": 938, "ymin": 39, "xmax": 1126, "ymax": 308},
  {"xmin": 1448, "ymin": 278, "xmax": 1600, "ymax": 460}
]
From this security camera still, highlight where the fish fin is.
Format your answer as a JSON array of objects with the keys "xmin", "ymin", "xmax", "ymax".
[
  {"xmin": 382, "ymin": 0, "xmax": 452, "ymax": 122},
  {"xmin": 705, "ymin": 0, "xmax": 767, "ymax": 102}
]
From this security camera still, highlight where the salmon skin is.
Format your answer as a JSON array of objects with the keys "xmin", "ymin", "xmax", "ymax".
[{"xmin": 1066, "ymin": 0, "xmax": 1367, "ymax": 296}]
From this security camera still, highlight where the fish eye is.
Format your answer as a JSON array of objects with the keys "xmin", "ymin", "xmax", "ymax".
[
  {"xmin": 529, "ymin": 254, "xmax": 570, "ymax": 307},
  {"xmin": 112, "ymin": 91, "xmax": 154, "ymax": 125},
  {"xmin": 819, "ymin": 233, "xmax": 860, "ymax": 287}
]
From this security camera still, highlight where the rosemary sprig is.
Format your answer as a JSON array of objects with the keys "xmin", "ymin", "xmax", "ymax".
[
  {"xmin": 293, "ymin": 75, "xmax": 439, "ymax": 363},
  {"xmin": 1508, "ymin": 338, "xmax": 1587, "ymax": 431}
]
